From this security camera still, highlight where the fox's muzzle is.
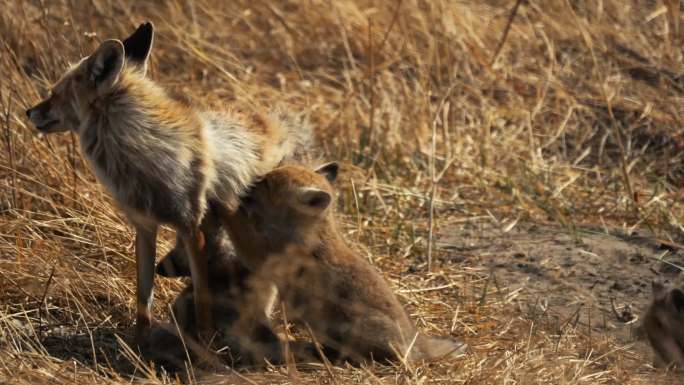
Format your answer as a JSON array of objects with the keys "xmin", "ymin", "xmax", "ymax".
[
  {"xmin": 26, "ymin": 102, "xmax": 61, "ymax": 133},
  {"xmin": 25, "ymin": 106, "xmax": 41, "ymax": 122}
]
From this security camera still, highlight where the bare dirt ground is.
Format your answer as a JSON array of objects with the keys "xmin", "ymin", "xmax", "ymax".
[{"xmin": 439, "ymin": 219, "xmax": 684, "ymax": 362}]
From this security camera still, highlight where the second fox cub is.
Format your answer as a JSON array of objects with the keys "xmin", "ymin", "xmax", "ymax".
[
  {"xmin": 25, "ymin": 22, "xmax": 309, "ymax": 340},
  {"xmin": 217, "ymin": 163, "xmax": 467, "ymax": 364},
  {"xmin": 639, "ymin": 281, "xmax": 684, "ymax": 369},
  {"xmin": 143, "ymin": 254, "xmax": 283, "ymax": 368}
]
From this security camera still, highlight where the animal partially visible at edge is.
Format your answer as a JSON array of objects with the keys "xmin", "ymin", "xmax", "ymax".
[{"xmin": 639, "ymin": 281, "xmax": 684, "ymax": 369}]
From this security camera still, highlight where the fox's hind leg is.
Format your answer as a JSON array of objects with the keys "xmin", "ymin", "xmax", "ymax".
[
  {"xmin": 182, "ymin": 227, "xmax": 213, "ymax": 339},
  {"xmin": 134, "ymin": 224, "xmax": 158, "ymax": 344}
]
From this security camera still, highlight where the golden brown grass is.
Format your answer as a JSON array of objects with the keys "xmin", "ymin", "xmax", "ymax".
[{"xmin": 1, "ymin": 0, "xmax": 684, "ymax": 383}]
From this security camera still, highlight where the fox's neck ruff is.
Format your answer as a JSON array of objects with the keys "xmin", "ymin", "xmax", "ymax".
[{"xmin": 93, "ymin": 69, "xmax": 200, "ymax": 133}]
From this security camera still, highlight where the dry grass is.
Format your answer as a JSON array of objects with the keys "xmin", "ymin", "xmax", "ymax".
[{"xmin": 1, "ymin": 0, "xmax": 684, "ymax": 383}]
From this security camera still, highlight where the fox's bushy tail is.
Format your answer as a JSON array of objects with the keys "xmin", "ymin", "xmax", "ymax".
[{"xmin": 269, "ymin": 106, "xmax": 315, "ymax": 163}]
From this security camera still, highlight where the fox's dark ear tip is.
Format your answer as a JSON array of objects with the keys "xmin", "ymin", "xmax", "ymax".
[
  {"xmin": 137, "ymin": 21, "xmax": 153, "ymax": 31},
  {"xmin": 316, "ymin": 162, "xmax": 339, "ymax": 182},
  {"xmin": 128, "ymin": 22, "xmax": 153, "ymax": 38}
]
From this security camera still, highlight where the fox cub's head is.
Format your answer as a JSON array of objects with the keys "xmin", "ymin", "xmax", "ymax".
[
  {"xmin": 243, "ymin": 162, "xmax": 338, "ymax": 224},
  {"xmin": 239, "ymin": 163, "xmax": 338, "ymax": 237},
  {"xmin": 26, "ymin": 22, "xmax": 154, "ymax": 133}
]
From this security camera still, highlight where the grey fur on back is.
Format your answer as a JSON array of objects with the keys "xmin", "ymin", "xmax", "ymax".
[
  {"xmin": 202, "ymin": 111, "xmax": 262, "ymax": 208},
  {"xmin": 203, "ymin": 106, "xmax": 313, "ymax": 204}
]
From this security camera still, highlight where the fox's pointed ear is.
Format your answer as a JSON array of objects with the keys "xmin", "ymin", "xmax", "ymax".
[
  {"xmin": 296, "ymin": 187, "xmax": 331, "ymax": 214},
  {"xmin": 88, "ymin": 39, "xmax": 125, "ymax": 94},
  {"xmin": 314, "ymin": 162, "xmax": 339, "ymax": 183},
  {"xmin": 122, "ymin": 22, "xmax": 154, "ymax": 75}
]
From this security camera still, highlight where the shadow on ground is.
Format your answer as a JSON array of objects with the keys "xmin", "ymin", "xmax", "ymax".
[{"xmin": 41, "ymin": 327, "xmax": 138, "ymax": 377}]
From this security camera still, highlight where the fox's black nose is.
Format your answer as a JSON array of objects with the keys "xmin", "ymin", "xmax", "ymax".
[{"xmin": 25, "ymin": 108, "xmax": 32, "ymax": 118}]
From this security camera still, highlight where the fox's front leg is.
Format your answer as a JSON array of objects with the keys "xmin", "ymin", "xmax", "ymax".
[
  {"xmin": 182, "ymin": 228, "xmax": 213, "ymax": 339},
  {"xmin": 134, "ymin": 224, "xmax": 158, "ymax": 344}
]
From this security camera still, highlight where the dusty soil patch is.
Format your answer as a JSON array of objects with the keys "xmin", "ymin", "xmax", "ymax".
[{"xmin": 438, "ymin": 220, "xmax": 684, "ymax": 360}]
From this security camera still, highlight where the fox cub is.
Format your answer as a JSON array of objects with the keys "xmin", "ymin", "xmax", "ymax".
[
  {"xmin": 639, "ymin": 281, "xmax": 684, "ymax": 369},
  {"xmin": 25, "ymin": 22, "xmax": 309, "ymax": 341},
  {"xmin": 147, "ymin": 211, "xmax": 318, "ymax": 369},
  {"xmin": 213, "ymin": 163, "xmax": 467, "ymax": 364},
  {"xmin": 143, "ymin": 252, "xmax": 282, "ymax": 369}
]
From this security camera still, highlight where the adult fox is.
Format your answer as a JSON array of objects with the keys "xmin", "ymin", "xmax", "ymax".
[{"xmin": 25, "ymin": 22, "xmax": 310, "ymax": 343}]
